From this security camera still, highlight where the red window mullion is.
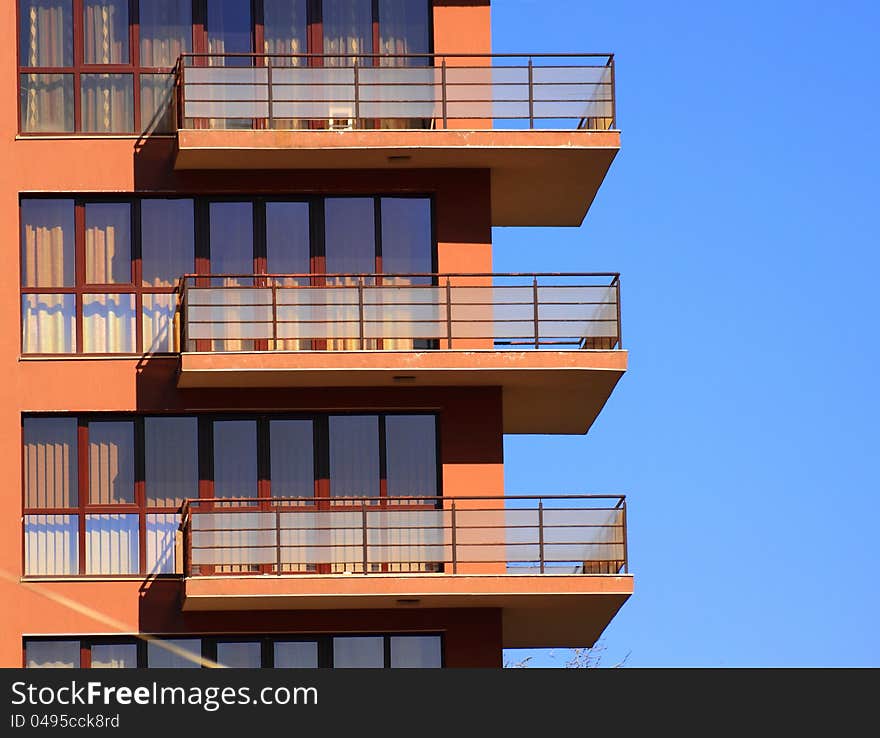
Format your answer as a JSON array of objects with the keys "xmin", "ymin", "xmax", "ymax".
[
  {"xmin": 135, "ymin": 418, "xmax": 147, "ymax": 574},
  {"xmin": 130, "ymin": 0, "xmax": 140, "ymax": 132},
  {"xmin": 74, "ymin": 202, "xmax": 85, "ymax": 353},
  {"xmin": 73, "ymin": 0, "xmax": 83, "ymax": 132},
  {"xmin": 372, "ymin": 0, "xmax": 380, "ymax": 62},
  {"xmin": 76, "ymin": 420, "xmax": 89, "ymax": 574}
]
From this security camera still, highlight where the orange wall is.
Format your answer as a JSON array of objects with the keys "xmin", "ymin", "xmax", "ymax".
[{"xmin": 0, "ymin": 2, "xmax": 503, "ymax": 666}]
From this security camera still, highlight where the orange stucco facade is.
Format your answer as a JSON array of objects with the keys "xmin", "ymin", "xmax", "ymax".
[{"xmin": 1, "ymin": 0, "xmax": 630, "ymax": 669}]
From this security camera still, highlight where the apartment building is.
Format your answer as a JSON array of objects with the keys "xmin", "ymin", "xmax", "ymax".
[{"xmin": 5, "ymin": 0, "xmax": 630, "ymax": 669}]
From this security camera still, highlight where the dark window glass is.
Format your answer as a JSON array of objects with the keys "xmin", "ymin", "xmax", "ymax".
[
  {"xmin": 21, "ymin": 198, "xmax": 75, "ymax": 288},
  {"xmin": 140, "ymin": 0, "xmax": 192, "ymax": 67},
  {"xmin": 217, "ymin": 642, "xmax": 261, "ymax": 668},
  {"xmin": 20, "ymin": 0, "xmax": 73, "ymax": 67},
  {"xmin": 88, "ymin": 421, "xmax": 134, "ymax": 504},
  {"xmin": 209, "ymin": 202, "xmax": 254, "ymax": 279},
  {"xmin": 269, "ymin": 419, "xmax": 314, "ymax": 498},
  {"xmin": 141, "ymin": 199, "xmax": 194, "ymax": 286},
  {"xmin": 147, "ymin": 639, "xmax": 202, "ymax": 668},
  {"xmin": 263, "ymin": 0, "xmax": 308, "ymax": 63},
  {"xmin": 333, "ymin": 636, "xmax": 384, "ymax": 668},
  {"xmin": 140, "ymin": 73, "xmax": 175, "ymax": 133},
  {"xmin": 385, "ymin": 415, "xmax": 437, "ymax": 497},
  {"xmin": 266, "ymin": 202, "xmax": 310, "ymax": 279},
  {"xmin": 324, "ymin": 199, "xmax": 376, "ymax": 278},
  {"xmin": 274, "ymin": 641, "xmax": 319, "ymax": 668},
  {"xmin": 329, "ymin": 416, "xmax": 379, "ymax": 498},
  {"xmin": 390, "ymin": 635, "xmax": 442, "ymax": 668},
  {"xmin": 207, "ymin": 0, "xmax": 252, "ymax": 66},
  {"xmin": 82, "ymin": 0, "xmax": 128, "ymax": 64},
  {"xmin": 381, "ymin": 198, "xmax": 433, "ymax": 281},
  {"xmin": 80, "ymin": 73, "xmax": 134, "ymax": 133},
  {"xmin": 20, "ymin": 73, "xmax": 75, "ymax": 132},
  {"xmin": 145, "ymin": 417, "xmax": 199, "ymax": 507},
  {"xmin": 323, "ymin": 0, "xmax": 373, "ymax": 65},
  {"xmin": 379, "ymin": 0, "xmax": 431, "ymax": 61},
  {"xmin": 26, "ymin": 640, "xmax": 80, "ymax": 668},
  {"xmin": 24, "ymin": 417, "xmax": 78, "ymax": 508},
  {"xmin": 91, "ymin": 643, "xmax": 137, "ymax": 668},
  {"xmin": 213, "ymin": 420, "xmax": 257, "ymax": 498},
  {"xmin": 85, "ymin": 202, "xmax": 131, "ymax": 284}
]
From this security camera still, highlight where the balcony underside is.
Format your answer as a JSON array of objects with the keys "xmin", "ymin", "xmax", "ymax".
[
  {"xmin": 177, "ymin": 349, "xmax": 627, "ymax": 434},
  {"xmin": 173, "ymin": 129, "xmax": 619, "ymax": 227},
  {"xmin": 182, "ymin": 573, "xmax": 632, "ymax": 649}
]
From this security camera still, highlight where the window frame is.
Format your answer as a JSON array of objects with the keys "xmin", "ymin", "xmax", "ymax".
[
  {"xmin": 17, "ymin": 0, "xmax": 434, "ymax": 135},
  {"xmin": 23, "ymin": 632, "xmax": 445, "ymax": 668},
  {"xmin": 22, "ymin": 411, "xmax": 442, "ymax": 578},
  {"xmin": 20, "ymin": 193, "xmax": 436, "ymax": 356}
]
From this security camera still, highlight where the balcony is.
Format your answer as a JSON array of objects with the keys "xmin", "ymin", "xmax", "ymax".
[
  {"xmin": 175, "ymin": 273, "xmax": 627, "ymax": 434},
  {"xmin": 172, "ymin": 53, "xmax": 620, "ymax": 226},
  {"xmin": 179, "ymin": 495, "xmax": 632, "ymax": 649}
]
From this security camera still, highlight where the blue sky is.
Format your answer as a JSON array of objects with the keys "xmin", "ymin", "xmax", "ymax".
[{"xmin": 495, "ymin": 1, "xmax": 880, "ymax": 667}]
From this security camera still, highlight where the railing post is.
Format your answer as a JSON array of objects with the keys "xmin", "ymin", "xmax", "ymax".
[
  {"xmin": 267, "ymin": 55, "xmax": 274, "ymax": 128},
  {"xmin": 528, "ymin": 58, "xmax": 535, "ymax": 129},
  {"xmin": 275, "ymin": 507, "xmax": 282, "ymax": 575},
  {"xmin": 361, "ymin": 502, "xmax": 369, "ymax": 575},
  {"xmin": 621, "ymin": 498, "xmax": 628, "ymax": 574},
  {"xmin": 441, "ymin": 58, "xmax": 448, "ymax": 129},
  {"xmin": 538, "ymin": 500, "xmax": 545, "ymax": 574},
  {"xmin": 353, "ymin": 59, "xmax": 360, "ymax": 128},
  {"xmin": 445, "ymin": 277, "xmax": 453, "ymax": 349},
  {"xmin": 608, "ymin": 55, "xmax": 617, "ymax": 130},
  {"xmin": 177, "ymin": 59, "xmax": 185, "ymax": 130},
  {"xmin": 357, "ymin": 277, "xmax": 365, "ymax": 349},
  {"xmin": 614, "ymin": 275, "xmax": 622, "ymax": 349},
  {"xmin": 450, "ymin": 500, "xmax": 457, "ymax": 574},
  {"xmin": 533, "ymin": 277, "xmax": 540, "ymax": 349}
]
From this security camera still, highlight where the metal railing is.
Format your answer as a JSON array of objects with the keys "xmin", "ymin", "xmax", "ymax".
[
  {"xmin": 174, "ymin": 52, "xmax": 616, "ymax": 131},
  {"xmin": 176, "ymin": 272, "xmax": 621, "ymax": 353},
  {"xmin": 180, "ymin": 495, "xmax": 628, "ymax": 577}
]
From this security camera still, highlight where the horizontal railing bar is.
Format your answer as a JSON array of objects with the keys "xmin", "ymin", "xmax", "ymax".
[
  {"xmin": 182, "ymin": 272, "xmax": 620, "ymax": 279},
  {"xmin": 179, "ymin": 52, "xmax": 615, "ymax": 60}
]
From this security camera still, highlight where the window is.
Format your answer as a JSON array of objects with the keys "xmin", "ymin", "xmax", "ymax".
[
  {"xmin": 23, "ymin": 412, "xmax": 439, "ymax": 576},
  {"xmin": 21, "ymin": 197, "xmax": 194, "ymax": 355},
  {"xmin": 18, "ymin": 2, "xmax": 433, "ymax": 134},
  {"xmin": 21, "ymin": 194, "xmax": 435, "ymax": 355},
  {"xmin": 145, "ymin": 417, "xmax": 198, "ymax": 507},
  {"xmin": 390, "ymin": 635, "xmax": 442, "ymax": 668},
  {"xmin": 18, "ymin": 0, "xmax": 190, "ymax": 133},
  {"xmin": 212, "ymin": 420, "xmax": 258, "ymax": 499},
  {"xmin": 140, "ymin": 1, "xmax": 192, "ymax": 68},
  {"xmin": 385, "ymin": 415, "xmax": 438, "ymax": 497},
  {"xmin": 147, "ymin": 639, "xmax": 202, "ymax": 668},
  {"xmin": 26, "ymin": 640, "xmax": 80, "ymax": 669},
  {"xmin": 263, "ymin": 0, "xmax": 307, "ymax": 63},
  {"xmin": 91, "ymin": 643, "xmax": 137, "ymax": 668},
  {"xmin": 23, "ymin": 416, "xmax": 188, "ymax": 577},
  {"xmin": 273, "ymin": 641, "xmax": 318, "ymax": 668},
  {"xmin": 216, "ymin": 641, "xmax": 261, "ymax": 668},
  {"xmin": 207, "ymin": 0, "xmax": 252, "ymax": 64},
  {"xmin": 26, "ymin": 634, "xmax": 442, "ymax": 668},
  {"xmin": 269, "ymin": 419, "xmax": 315, "ymax": 498},
  {"xmin": 333, "ymin": 636, "xmax": 384, "ymax": 668}
]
